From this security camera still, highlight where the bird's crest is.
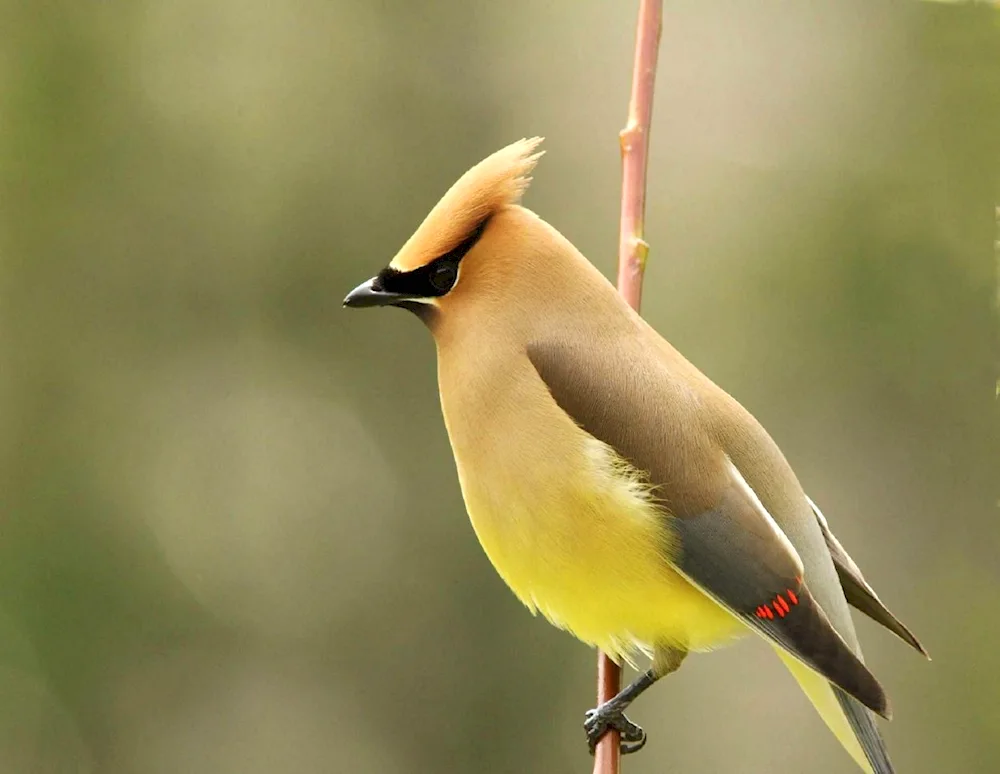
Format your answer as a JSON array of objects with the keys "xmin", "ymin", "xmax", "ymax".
[{"xmin": 389, "ymin": 137, "xmax": 544, "ymax": 272}]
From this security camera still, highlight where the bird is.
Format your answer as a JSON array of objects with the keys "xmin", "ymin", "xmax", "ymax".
[{"xmin": 343, "ymin": 138, "xmax": 927, "ymax": 773}]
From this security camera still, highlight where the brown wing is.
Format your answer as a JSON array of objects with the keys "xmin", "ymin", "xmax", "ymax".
[
  {"xmin": 528, "ymin": 338, "xmax": 890, "ymax": 718},
  {"xmin": 809, "ymin": 497, "xmax": 929, "ymax": 658}
]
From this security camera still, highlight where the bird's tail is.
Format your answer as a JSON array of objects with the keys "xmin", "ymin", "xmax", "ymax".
[{"xmin": 776, "ymin": 648, "xmax": 894, "ymax": 774}]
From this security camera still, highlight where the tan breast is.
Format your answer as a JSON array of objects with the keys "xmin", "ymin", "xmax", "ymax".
[{"xmin": 434, "ymin": 335, "xmax": 743, "ymax": 659}]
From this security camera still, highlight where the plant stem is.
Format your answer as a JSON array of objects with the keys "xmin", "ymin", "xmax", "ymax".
[
  {"xmin": 594, "ymin": 2, "xmax": 662, "ymax": 773},
  {"xmin": 615, "ymin": 0, "xmax": 662, "ymax": 312}
]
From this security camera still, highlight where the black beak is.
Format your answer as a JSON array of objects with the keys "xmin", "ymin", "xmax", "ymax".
[{"xmin": 343, "ymin": 277, "xmax": 413, "ymax": 309}]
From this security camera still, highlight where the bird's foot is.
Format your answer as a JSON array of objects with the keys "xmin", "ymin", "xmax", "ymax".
[{"xmin": 584, "ymin": 703, "xmax": 647, "ymax": 755}]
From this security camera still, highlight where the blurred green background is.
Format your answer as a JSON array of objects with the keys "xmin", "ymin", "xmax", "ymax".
[{"xmin": 1, "ymin": 1, "xmax": 997, "ymax": 772}]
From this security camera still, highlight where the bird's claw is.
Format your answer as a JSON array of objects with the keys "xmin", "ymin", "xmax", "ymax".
[{"xmin": 584, "ymin": 704, "xmax": 647, "ymax": 755}]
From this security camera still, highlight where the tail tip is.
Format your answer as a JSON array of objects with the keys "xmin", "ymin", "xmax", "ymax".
[{"xmin": 877, "ymin": 696, "xmax": 893, "ymax": 722}]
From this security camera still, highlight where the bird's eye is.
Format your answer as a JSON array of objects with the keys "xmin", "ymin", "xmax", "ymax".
[{"xmin": 429, "ymin": 262, "xmax": 458, "ymax": 293}]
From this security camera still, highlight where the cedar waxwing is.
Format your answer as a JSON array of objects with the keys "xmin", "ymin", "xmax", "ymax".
[{"xmin": 344, "ymin": 139, "xmax": 927, "ymax": 773}]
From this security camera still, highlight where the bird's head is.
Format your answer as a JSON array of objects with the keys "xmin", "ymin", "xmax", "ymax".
[{"xmin": 343, "ymin": 138, "xmax": 547, "ymax": 326}]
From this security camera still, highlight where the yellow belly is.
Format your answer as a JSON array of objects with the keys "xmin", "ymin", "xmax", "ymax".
[{"xmin": 456, "ymin": 438, "xmax": 746, "ymax": 662}]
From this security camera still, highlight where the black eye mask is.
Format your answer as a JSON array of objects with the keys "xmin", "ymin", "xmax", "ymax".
[{"xmin": 373, "ymin": 216, "xmax": 490, "ymax": 298}]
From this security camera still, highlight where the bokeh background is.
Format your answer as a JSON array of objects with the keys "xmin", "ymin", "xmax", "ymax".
[{"xmin": 1, "ymin": 1, "xmax": 997, "ymax": 772}]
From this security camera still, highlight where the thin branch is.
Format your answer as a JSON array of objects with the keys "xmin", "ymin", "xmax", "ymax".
[
  {"xmin": 615, "ymin": 0, "xmax": 663, "ymax": 312},
  {"xmin": 593, "ymin": 2, "xmax": 663, "ymax": 773},
  {"xmin": 593, "ymin": 655, "xmax": 623, "ymax": 774}
]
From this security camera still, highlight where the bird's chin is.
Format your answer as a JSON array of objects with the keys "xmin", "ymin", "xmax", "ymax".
[{"xmin": 396, "ymin": 300, "xmax": 438, "ymax": 325}]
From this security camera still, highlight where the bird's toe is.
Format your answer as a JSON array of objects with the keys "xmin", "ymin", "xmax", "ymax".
[{"xmin": 584, "ymin": 705, "xmax": 647, "ymax": 755}]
